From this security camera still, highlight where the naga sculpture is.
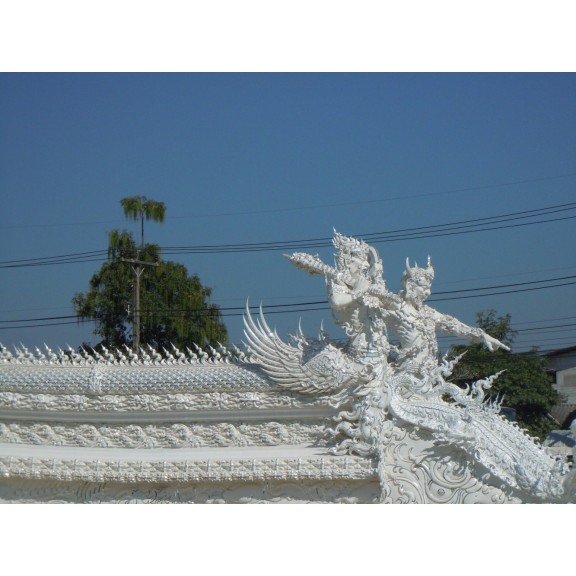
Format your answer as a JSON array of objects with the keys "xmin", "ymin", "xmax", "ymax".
[{"xmin": 244, "ymin": 231, "xmax": 575, "ymax": 502}]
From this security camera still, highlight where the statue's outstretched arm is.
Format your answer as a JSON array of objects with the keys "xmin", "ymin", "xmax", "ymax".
[
  {"xmin": 366, "ymin": 284, "xmax": 401, "ymax": 309},
  {"xmin": 479, "ymin": 331, "xmax": 511, "ymax": 352},
  {"xmin": 433, "ymin": 310, "xmax": 511, "ymax": 351}
]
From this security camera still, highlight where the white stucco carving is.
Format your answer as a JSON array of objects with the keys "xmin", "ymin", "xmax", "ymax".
[
  {"xmin": 245, "ymin": 231, "xmax": 575, "ymax": 502},
  {"xmin": 1, "ymin": 231, "xmax": 573, "ymax": 503}
]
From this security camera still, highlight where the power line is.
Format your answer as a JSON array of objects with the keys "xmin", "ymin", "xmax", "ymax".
[
  {"xmin": 0, "ymin": 254, "xmax": 108, "ymax": 269},
  {"xmin": 430, "ymin": 279, "xmax": 576, "ymax": 302},
  {"xmin": 162, "ymin": 203, "xmax": 576, "ymax": 254},
  {"xmin": 0, "ymin": 301, "xmax": 328, "ymax": 329},
  {"xmin": 0, "ymin": 314, "xmax": 79, "ymax": 323},
  {"xmin": 515, "ymin": 323, "xmax": 576, "ymax": 334},
  {"xmin": 0, "ymin": 319, "xmax": 95, "ymax": 330},
  {"xmin": 2, "ymin": 198, "xmax": 575, "ymax": 339},
  {"xmin": 2, "ymin": 272, "xmax": 576, "ymax": 330},
  {"xmin": 431, "ymin": 274, "xmax": 576, "ymax": 296},
  {"xmin": 2, "ymin": 200, "xmax": 576, "ymax": 267},
  {"xmin": 509, "ymin": 315, "xmax": 576, "ymax": 327},
  {"xmin": 0, "ymin": 249, "xmax": 107, "ymax": 266}
]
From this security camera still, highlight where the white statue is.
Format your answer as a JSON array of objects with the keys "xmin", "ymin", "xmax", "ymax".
[
  {"xmin": 245, "ymin": 231, "xmax": 575, "ymax": 502},
  {"xmin": 323, "ymin": 234, "xmax": 510, "ymax": 374}
]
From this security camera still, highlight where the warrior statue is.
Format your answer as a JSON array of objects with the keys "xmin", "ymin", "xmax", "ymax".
[
  {"xmin": 245, "ymin": 230, "xmax": 575, "ymax": 502},
  {"xmin": 285, "ymin": 231, "xmax": 509, "ymax": 382},
  {"xmin": 326, "ymin": 234, "xmax": 510, "ymax": 373}
]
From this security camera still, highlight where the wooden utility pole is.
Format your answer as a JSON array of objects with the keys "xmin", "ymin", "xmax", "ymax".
[{"xmin": 122, "ymin": 257, "xmax": 159, "ymax": 351}]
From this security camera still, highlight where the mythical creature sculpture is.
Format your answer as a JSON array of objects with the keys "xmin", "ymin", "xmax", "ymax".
[{"xmin": 244, "ymin": 231, "xmax": 575, "ymax": 502}]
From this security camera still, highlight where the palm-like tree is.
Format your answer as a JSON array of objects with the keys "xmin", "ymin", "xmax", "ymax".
[
  {"xmin": 120, "ymin": 196, "xmax": 166, "ymax": 249},
  {"xmin": 118, "ymin": 196, "xmax": 166, "ymax": 351}
]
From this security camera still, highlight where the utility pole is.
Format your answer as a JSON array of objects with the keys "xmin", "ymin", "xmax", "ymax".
[{"xmin": 122, "ymin": 257, "xmax": 159, "ymax": 351}]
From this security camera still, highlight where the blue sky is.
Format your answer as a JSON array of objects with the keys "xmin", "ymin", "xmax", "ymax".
[{"xmin": 1, "ymin": 73, "xmax": 576, "ymax": 354}]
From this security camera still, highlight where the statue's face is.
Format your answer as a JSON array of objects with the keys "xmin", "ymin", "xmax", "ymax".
[
  {"xmin": 348, "ymin": 255, "xmax": 369, "ymax": 277},
  {"xmin": 406, "ymin": 275, "xmax": 432, "ymax": 306}
]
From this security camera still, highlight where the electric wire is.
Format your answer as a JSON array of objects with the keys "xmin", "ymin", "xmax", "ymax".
[
  {"xmin": 2, "ymin": 272, "xmax": 576, "ymax": 329},
  {"xmin": 162, "ymin": 206, "xmax": 576, "ymax": 254},
  {"xmin": 2, "ymin": 200, "xmax": 576, "ymax": 267},
  {"xmin": 2, "ymin": 199, "xmax": 575, "ymax": 355}
]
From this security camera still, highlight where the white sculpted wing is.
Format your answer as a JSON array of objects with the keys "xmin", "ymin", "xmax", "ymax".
[{"xmin": 243, "ymin": 305, "xmax": 354, "ymax": 395}]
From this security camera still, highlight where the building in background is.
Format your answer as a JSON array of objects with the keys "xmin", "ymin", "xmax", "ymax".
[{"xmin": 545, "ymin": 345, "xmax": 576, "ymax": 429}]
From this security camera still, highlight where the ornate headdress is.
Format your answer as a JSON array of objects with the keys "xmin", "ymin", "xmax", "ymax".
[
  {"xmin": 403, "ymin": 256, "xmax": 435, "ymax": 283},
  {"xmin": 333, "ymin": 230, "xmax": 371, "ymax": 270},
  {"xmin": 332, "ymin": 230, "xmax": 385, "ymax": 288}
]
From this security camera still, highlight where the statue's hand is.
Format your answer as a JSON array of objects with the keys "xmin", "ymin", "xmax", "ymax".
[
  {"xmin": 351, "ymin": 277, "xmax": 371, "ymax": 299},
  {"xmin": 482, "ymin": 333, "xmax": 510, "ymax": 352}
]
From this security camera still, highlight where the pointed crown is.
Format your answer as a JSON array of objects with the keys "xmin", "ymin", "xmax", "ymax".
[
  {"xmin": 333, "ymin": 230, "xmax": 371, "ymax": 269},
  {"xmin": 403, "ymin": 256, "xmax": 435, "ymax": 282}
]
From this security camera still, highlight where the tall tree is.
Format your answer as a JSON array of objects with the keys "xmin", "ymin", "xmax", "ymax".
[
  {"xmin": 73, "ymin": 231, "xmax": 227, "ymax": 351},
  {"xmin": 120, "ymin": 196, "xmax": 166, "ymax": 249},
  {"xmin": 450, "ymin": 309, "xmax": 561, "ymax": 440},
  {"xmin": 119, "ymin": 196, "xmax": 166, "ymax": 349}
]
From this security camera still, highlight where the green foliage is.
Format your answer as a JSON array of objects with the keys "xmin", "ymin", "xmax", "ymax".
[
  {"xmin": 450, "ymin": 309, "xmax": 560, "ymax": 440},
  {"xmin": 73, "ymin": 230, "xmax": 228, "ymax": 350},
  {"xmin": 120, "ymin": 196, "xmax": 166, "ymax": 248},
  {"xmin": 120, "ymin": 196, "xmax": 166, "ymax": 223}
]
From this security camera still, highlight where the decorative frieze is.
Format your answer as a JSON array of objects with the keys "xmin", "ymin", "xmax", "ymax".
[
  {"xmin": 0, "ymin": 390, "xmax": 337, "ymax": 414},
  {"xmin": 0, "ymin": 421, "xmax": 328, "ymax": 449},
  {"xmin": 0, "ymin": 454, "xmax": 374, "ymax": 484}
]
